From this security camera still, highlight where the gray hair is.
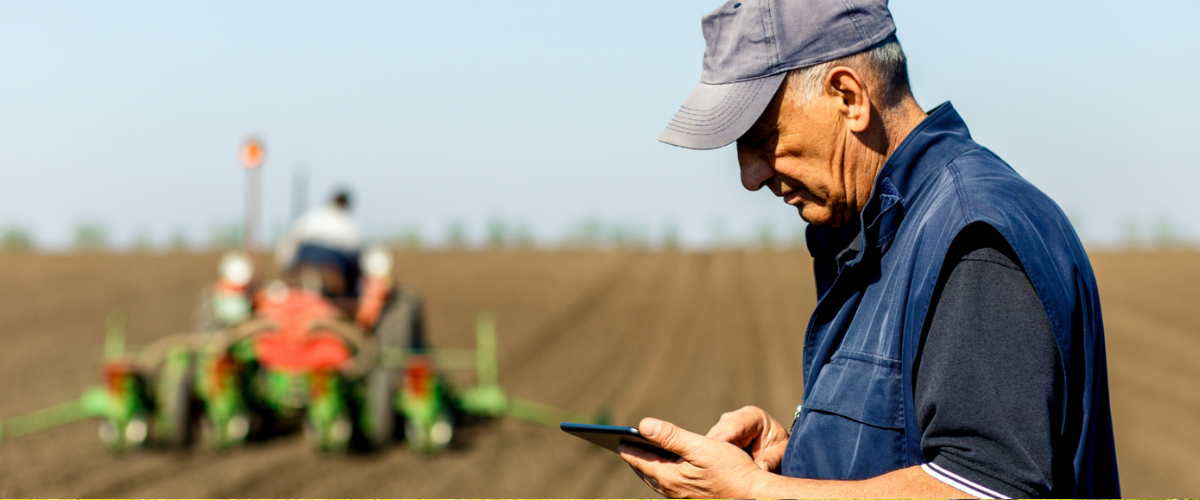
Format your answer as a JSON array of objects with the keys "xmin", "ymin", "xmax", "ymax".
[{"xmin": 785, "ymin": 34, "xmax": 911, "ymax": 109}]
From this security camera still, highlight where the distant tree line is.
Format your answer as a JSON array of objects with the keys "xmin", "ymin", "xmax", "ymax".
[{"xmin": 3, "ymin": 215, "xmax": 1196, "ymax": 253}]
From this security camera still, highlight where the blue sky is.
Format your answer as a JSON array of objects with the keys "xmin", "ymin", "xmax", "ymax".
[{"xmin": 1, "ymin": 1, "xmax": 1198, "ymax": 249}]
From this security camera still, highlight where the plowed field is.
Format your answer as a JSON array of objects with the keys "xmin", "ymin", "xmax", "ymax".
[{"xmin": 0, "ymin": 250, "xmax": 1195, "ymax": 497}]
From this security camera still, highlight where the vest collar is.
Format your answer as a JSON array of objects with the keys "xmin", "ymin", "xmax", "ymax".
[{"xmin": 809, "ymin": 102, "xmax": 976, "ymax": 264}]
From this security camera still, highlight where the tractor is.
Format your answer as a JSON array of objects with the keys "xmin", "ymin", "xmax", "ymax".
[
  {"xmin": 84, "ymin": 244, "xmax": 457, "ymax": 453},
  {"xmin": 0, "ymin": 248, "xmax": 603, "ymax": 452}
]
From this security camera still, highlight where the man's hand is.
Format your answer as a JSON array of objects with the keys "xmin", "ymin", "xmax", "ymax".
[
  {"xmin": 705, "ymin": 405, "xmax": 790, "ymax": 473},
  {"xmin": 618, "ymin": 417, "xmax": 767, "ymax": 498},
  {"xmin": 618, "ymin": 413, "xmax": 978, "ymax": 499}
]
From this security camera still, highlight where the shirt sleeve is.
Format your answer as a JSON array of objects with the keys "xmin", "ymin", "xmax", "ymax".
[{"xmin": 914, "ymin": 224, "xmax": 1061, "ymax": 499}]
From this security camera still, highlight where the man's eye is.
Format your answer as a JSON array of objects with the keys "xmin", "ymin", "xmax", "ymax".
[
  {"xmin": 751, "ymin": 132, "xmax": 777, "ymax": 146},
  {"xmin": 738, "ymin": 131, "xmax": 776, "ymax": 151}
]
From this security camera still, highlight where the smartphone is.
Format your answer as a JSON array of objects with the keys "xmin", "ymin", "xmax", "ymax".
[{"xmin": 560, "ymin": 422, "xmax": 680, "ymax": 460}]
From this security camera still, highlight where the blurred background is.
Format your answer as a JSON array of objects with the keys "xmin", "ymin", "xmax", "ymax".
[
  {"xmin": 1, "ymin": 0, "xmax": 1197, "ymax": 497},
  {"xmin": 3, "ymin": 0, "xmax": 1198, "ymax": 252}
]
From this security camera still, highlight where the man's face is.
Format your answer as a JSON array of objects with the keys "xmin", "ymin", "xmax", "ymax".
[{"xmin": 736, "ymin": 82, "xmax": 854, "ymax": 227}]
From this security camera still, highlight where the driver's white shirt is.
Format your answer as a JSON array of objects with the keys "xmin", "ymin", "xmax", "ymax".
[{"xmin": 274, "ymin": 204, "xmax": 364, "ymax": 268}]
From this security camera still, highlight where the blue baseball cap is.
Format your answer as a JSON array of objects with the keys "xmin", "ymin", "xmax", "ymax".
[{"xmin": 660, "ymin": 0, "xmax": 895, "ymax": 150}]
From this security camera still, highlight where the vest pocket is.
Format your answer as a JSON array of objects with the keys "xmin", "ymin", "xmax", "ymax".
[
  {"xmin": 804, "ymin": 350, "xmax": 904, "ymax": 429},
  {"xmin": 780, "ymin": 352, "xmax": 907, "ymax": 480}
]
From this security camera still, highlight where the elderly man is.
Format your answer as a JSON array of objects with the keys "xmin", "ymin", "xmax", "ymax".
[{"xmin": 618, "ymin": 1, "xmax": 1120, "ymax": 498}]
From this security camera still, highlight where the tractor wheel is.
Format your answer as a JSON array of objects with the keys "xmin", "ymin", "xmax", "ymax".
[
  {"xmin": 153, "ymin": 352, "xmax": 196, "ymax": 448},
  {"xmin": 375, "ymin": 288, "xmax": 425, "ymax": 352},
  {"xmin": 357, "ymin": 368, "xmax": 397, "ymax": 450}
]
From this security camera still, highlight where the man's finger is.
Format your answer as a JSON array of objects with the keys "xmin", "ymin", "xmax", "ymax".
[
  {"xmin": 627, "ymin": 463, "xmax": 648, "ymax": 481},
  {"xmin": 639, "ymin": 417, "xmax": 704, "ymax": 458},
  {"xmin": 706, "ymin": 410, "xmax": 754, "ymax": 437},
  {"xmin": 619, "ymin": 442, "xmax": 676, "ymax": 491},
  {"xmin": 750, "ymin": 439, "xmax": 788, "ymax": 472},
  {"xmin": 620, "ymin": 445, "xmax": 680, "ymax": 499},
  {"xmin": 619, "ymin": 443, "xmax": 675, "ymax": 465},
  {"xmin": 624, "ymin": 460, "xmax": 666, "ymax": 498},
  {"xmin": 705, "ymin": 411, "xmax": 740, "ymax": 439},
  {"xmin": 705, "ymin": 407, "xmax": 761, "ymax": 446}
]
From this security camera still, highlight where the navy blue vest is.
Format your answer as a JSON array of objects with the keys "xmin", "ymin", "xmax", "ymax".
[{"xmin": 778, "ymin": 103, "xmax": 1120, "ymax": 497}]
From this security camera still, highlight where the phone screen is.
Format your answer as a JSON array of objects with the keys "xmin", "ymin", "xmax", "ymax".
[{"xmin": 560, "ymin": 422, "xmax": 680, "ymax": 460}]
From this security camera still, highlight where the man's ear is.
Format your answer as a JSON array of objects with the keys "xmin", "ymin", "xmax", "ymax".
[{"xmin": 826, "ymin": 67, "xmax": 871, "ymax": 133}]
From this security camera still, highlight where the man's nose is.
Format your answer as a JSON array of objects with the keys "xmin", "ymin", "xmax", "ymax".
[{"xmin": 740, "ymin": 157, "xmax": 774, "ymax": 191}]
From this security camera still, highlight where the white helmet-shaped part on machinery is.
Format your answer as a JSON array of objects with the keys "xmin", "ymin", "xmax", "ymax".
[
  {"xmin": 360, "ymin": 243, "xmax": 394, "ymax": 279},
  {"xmin": 219, "ymin": 250, "xmax": 254, "ymax": 287}
]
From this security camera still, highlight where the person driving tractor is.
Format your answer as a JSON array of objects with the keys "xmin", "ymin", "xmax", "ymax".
[
  {"xmin": 272, "ymin": 188, "xmax": 427, "ymax": 351},
  {"xmin": 275, "ymin": 189, "xmax": 364, "ymax": 307}
]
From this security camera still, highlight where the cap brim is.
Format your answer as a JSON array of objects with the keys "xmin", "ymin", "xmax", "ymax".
[{"xmin": 659, "ymin": 72, "xmax": 786, "ymax": 150}]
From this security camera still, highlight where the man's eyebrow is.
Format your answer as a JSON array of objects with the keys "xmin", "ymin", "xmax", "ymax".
[{"xmin": 742, "ymin": 123, "xmax": 776, "ymax": 142}]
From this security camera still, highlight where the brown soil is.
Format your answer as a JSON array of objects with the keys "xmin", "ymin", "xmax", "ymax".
[{"xmin": 0, "ymin": 250, "xmax": 1194, "ymax": 497}]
